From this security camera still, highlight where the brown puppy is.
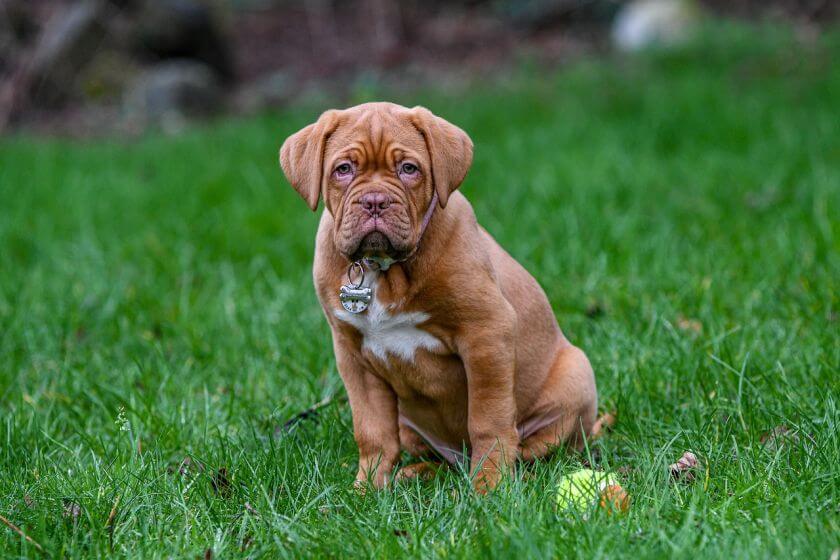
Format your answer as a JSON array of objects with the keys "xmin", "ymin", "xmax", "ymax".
[{"xmin": 280, "ymin": 102, "xmax": 598, "ymax": 491}]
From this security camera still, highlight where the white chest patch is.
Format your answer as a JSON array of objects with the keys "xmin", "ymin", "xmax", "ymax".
[{"xmin": 334, "ymin": 283, "xmax": 441, "ymax": 362}]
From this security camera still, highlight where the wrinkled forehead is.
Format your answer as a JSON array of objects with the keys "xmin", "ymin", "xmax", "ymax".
[{"xmin": 324, "ymin": 108, "xmax": 428, "ymax": 166}]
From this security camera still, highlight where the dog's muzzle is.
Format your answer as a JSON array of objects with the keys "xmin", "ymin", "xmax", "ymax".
[{"xmin": 353, "ymin": 231, "xmax": 394, "ymax": 260}]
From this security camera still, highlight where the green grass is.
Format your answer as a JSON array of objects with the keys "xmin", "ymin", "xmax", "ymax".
[{"xmin": 1, "ymin": 22, "xmax": 838, "ymax": 558}]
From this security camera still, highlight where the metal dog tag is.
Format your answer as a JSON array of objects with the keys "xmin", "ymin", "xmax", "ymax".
[
  {"xmin": 339, "ymin": 262, "xmax": 371, "ymax": 314},
  {"xmin": 340, "ymin": 285, "xmax": 372, "ymax": 313}
]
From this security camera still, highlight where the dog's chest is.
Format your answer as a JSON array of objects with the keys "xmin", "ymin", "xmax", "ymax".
[{"xmin": 334, "ymin": 288, "xmax": 441, "ymax": 363}]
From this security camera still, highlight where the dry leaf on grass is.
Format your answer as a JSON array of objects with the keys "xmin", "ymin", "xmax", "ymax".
[
  {"xmin": 585, "ymin": 301, "xmax": 605, "ymax": 319},
  {"xmin": 0, "ymin": 513, "xmax": 45, "ymax": 553},
  {"xmin": 212, "ymin": 468, "xmax": 232, "ymax": 497},
  {"xmin": 676, "ymin": 317, "xmax": 703, "ymax": 333},
  {"xmin": 240, "ymin": 535, "xmax": 254, "ymax": 551},
  {"xmin": 760, "ymin": 425, "xmax": 800, "ymax": 452},
  {"xmin": 669, "ymin": 451, "xmax": 699, "ymax": 482},
  {"xmin": 599, "ymin": 484, "xmax": 631, "ymax": 515},
  {"xmin": 167, "ymin": 456, "xmax": 204, "ymax": 477},
  {"xmin": 105, "ymin": 495, "xmax": 120, "ymax": 530},
  {"xmin": 581, "ymin": 447, "xmax": 603, "ymax": 468},
  {"xmin": 63, "ymin": 500, "xmax": 82, "ymax": 519}
]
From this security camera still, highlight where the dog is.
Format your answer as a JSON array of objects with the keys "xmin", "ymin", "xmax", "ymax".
[{"xmin": 280, "ymin": 102, "xmax": 598, "ymax": 491}]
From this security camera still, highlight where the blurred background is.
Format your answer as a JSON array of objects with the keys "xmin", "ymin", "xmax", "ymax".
[
  {"xmin": 1, "ymin": 0, "xmax": 836, "ymax": 136},
  {"xmin": 0, "ymin": 3, "xmax": 837, "ymax": 556}
]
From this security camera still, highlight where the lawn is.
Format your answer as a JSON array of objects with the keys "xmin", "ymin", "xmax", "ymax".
[{"xmin": 1, "ymin": 22, "xmax": 838, "ymax": 559}]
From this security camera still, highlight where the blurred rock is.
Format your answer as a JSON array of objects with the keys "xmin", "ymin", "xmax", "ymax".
[
  {"xmin": 123, "ymin": 60, "xmax": 223, "ymax": 132},
  {"xmin": 0, "ymin": 24, "xmax": 16, "ymax": 75},
  {"xmin": 234, "ymin": 70, "xmax": 294, "ymax": 113},
  {"xmin": 79, "ymin": 50, "xmax": 143, "ymax": 102},
  {"xmin": 0, "ymin": 1, "xmax": 38, "ymax": 43},
  {"xmin": 132, "ymin": 0, "xmax": 233, "ymax": 81},
  {"xmin": 495, "ymin": 0, "xmax": 621, "ymax": 29},
  {"xmin": 0, "ymin": 1, "xmax": 32, "ymax": 73},
  {"xmin": 27, "ymin": 0, "xmax": 108, "ymax": 104},
  {"xmin": 612, "ymin": 0, "xmax": 702, "ymax": 52}
]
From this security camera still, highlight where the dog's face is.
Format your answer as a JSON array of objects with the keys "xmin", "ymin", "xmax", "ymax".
[{"xmin": 280, "ymin": 102, "xmax": 473, "ymax": 261}]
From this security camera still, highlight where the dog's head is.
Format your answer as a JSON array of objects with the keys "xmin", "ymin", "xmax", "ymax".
[{"xmin": 280, "ymin": 102, "xmax": 473, "ymax": 261}]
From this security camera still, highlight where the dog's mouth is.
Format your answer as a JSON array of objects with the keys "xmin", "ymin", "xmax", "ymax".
[{"xmin": 351, "ymin": 231, "xmax": 396, "ymax": 261}]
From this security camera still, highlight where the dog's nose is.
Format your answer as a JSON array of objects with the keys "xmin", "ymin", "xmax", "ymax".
[{"xmin": 359, "ymin": 192, "xmax": 392, "ymax": 215}]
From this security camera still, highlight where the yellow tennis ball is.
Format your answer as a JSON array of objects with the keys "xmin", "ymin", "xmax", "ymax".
[{"xmin": 555, "ymin": 469, "xmax": 629, "ymax": 515}]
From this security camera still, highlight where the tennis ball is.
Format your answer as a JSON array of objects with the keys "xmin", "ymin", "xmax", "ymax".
[{"xmin": 555, "ymin": 469, "xmax": 630, "ymax": 515}]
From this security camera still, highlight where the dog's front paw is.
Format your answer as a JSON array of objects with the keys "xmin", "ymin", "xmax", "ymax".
[
  {"xmin": 354, "ymin": 466, "xmax": 393, "ymax": 492},
  {"xmin": 470, "ymin": 437, "xmax": 518, "ymax": 494},
  {"xmin": 472, "ymin": 468, "xmax": 501, "ymax": 494}
]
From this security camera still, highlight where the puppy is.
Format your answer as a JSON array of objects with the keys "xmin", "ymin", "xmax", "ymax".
[{"xmin": 280, "ymin": 102, "xmax": 598, "ymax": 491}]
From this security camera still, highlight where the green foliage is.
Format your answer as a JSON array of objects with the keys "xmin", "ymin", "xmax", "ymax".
[{"xmin": 0, "ymin": 22, "xmax": 837, "ymax": 559}]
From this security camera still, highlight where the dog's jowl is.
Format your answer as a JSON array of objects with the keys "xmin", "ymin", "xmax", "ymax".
[{"xmin": 279, "ymin": 102, "xmax": 598, "ymax": 492}]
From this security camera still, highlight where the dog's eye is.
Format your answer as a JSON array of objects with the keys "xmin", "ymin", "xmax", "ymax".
[
  {"xmin": 400, "ymin": 162, "xmax": 418, "ymax": 175},
  {"xmin": 335, "ymin": 163, "xmax": 353, "ymax": 176}
]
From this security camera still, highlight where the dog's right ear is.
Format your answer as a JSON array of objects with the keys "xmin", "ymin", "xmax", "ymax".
[{"xmin": 279, "ymin": 110, "xmax": 340, "ymax": 211}]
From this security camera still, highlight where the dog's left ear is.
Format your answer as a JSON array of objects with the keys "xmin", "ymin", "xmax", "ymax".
[
  {"xmin": 410, "ymin": 106, "xmax": 473, "ymax": 208},
  {"xmin": 279, "ymin": 110, "xmax": 340, "ymax": 211}
]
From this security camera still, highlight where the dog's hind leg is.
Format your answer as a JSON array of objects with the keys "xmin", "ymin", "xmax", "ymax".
[
  {"xmin": 396, "ymin": 419, "xmax": 445, "ymax": 481},
  {"xmin": 399, "ymin": 416, "xmax": 431, "ymax": 457},
  {"xmin": 395, "ymin": 461, "xmax": 441, "ymax": 481},
  {"xmin": 519, "ymin": 345, "xmax": 598, "ymax": 461}
]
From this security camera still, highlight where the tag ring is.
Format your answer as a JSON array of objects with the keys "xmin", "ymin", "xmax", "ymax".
[{"xmin": 347, "ymin": 261, "xmax": 365, "ymax": 289}]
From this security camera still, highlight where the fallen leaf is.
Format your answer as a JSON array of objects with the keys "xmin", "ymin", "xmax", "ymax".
[
  {"xmin": 760, "ymin": 425, "xmax": 799, "ymax": 452},
  {"xmin": 240, "ymin": 535, "xmax": 254, "ymax": 551},
  {"xmin": 23, "ymin": 495, "xmax": 34, "ymax": 509},
  {"xmin": 585, "ymin": 301, "xmax": 605, "ymax": 319},
  {"xmin": 0, "ymin": 513, "xmax": 44, "ymax": 553},
  {"xmin": 676, "ymin": 317, "xmax": 702, "ymax": 334},
  {"xmin": 203, "ymin": 548, "xmax": 213, "ymax": 560},
  {"xmin": 63, "ymin": 500, "xmax": 82, "ymax": 519},
  {"xmin": 105, "ymin": 495, "xmax": 120, "ymax": 529},
  {"xmin": 669, "ymin": 451, "xmax": 698, "ymax": 482},
  {"xmin": 168, "ymin": 456, "xmax": 202, "ymax": 477},
  {"xmin": 212, "ymin": 468, "xmax": 232, "ymax": 497},
  {"xmin": 599, "ymin": 484, "xmax": 630, "ymax": 515},
  {"xmin": 178, "ymin": 456, "xmax": 193, "ymax": 475},
  {"xmin": 580, "ymin": 447, "xmax": 603, "ymax": 468}
]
